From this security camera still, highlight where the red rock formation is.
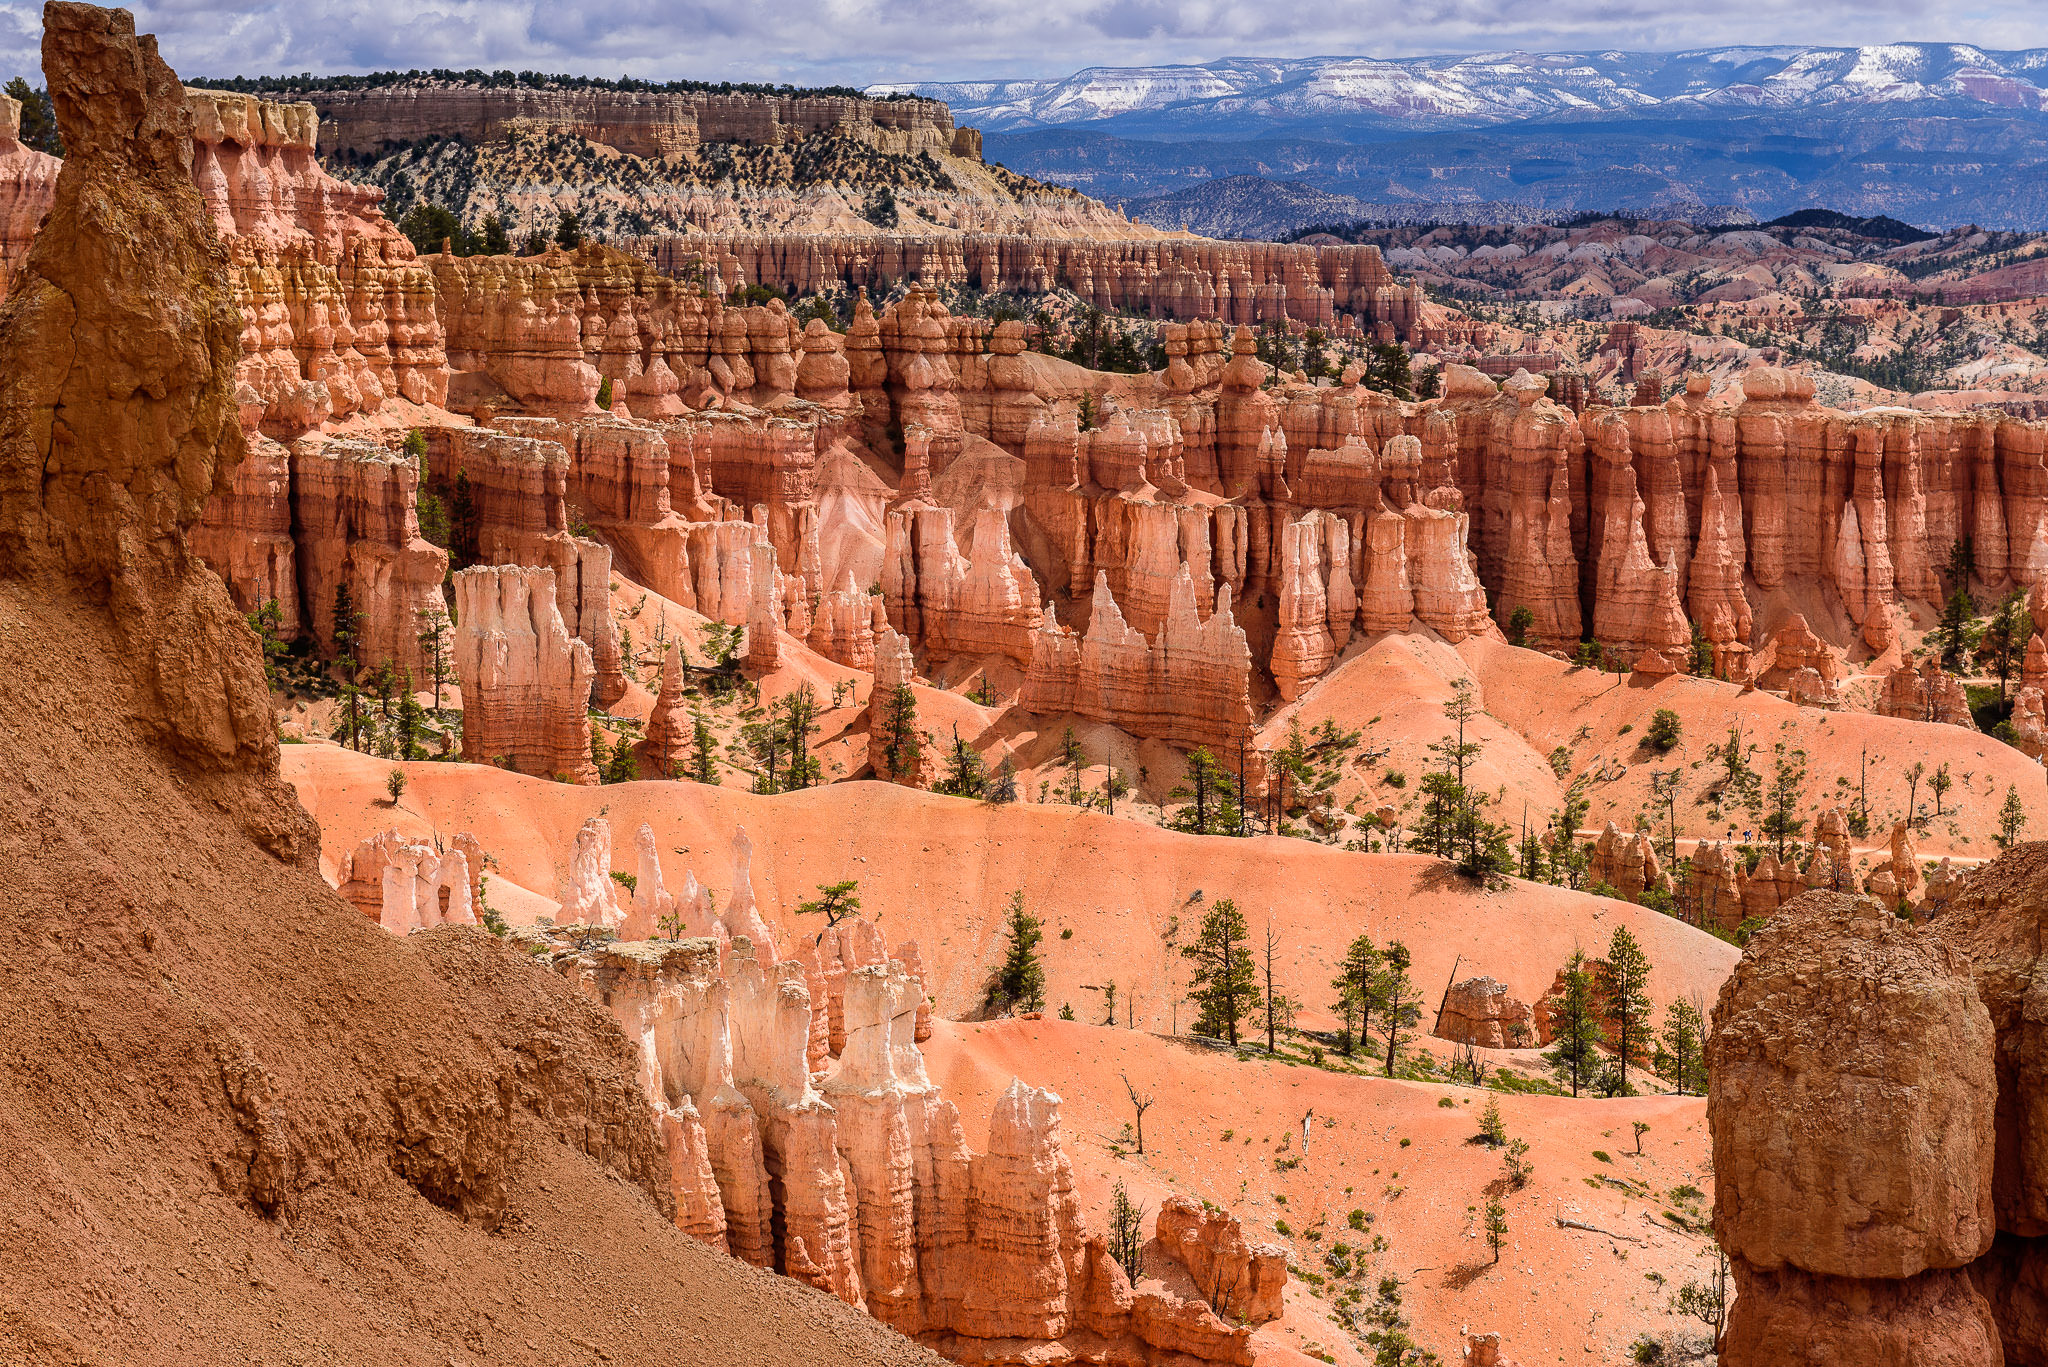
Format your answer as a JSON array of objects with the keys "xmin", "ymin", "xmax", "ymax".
[
  {"xmin": 1433, "ymin": 976, "xmax": 1536, "ymax": 1049},
  {"xmin": 334, "ymin": 826, "xmax": 475, "ymax": 932},
  {"xmin": 668, "ymin": 232, "xmax": 1421, "ymax": 336},
  {"xmin": 884, "ymin": 499, "xmax": 1042, "ymax": 666},
  {"xmin": 293, "ymin": 82, "xmax": 970, "ymax": 161},
  {"xmin": 1710, "ymin": 892, "xmax": 2002, "ymax": 1363},
  {"xmin": 1587, "ymin": 824, "xmax": 1669, "ymax": 901},
  {"xmin": 643, "ymin": 645, "xmax": 694, "ymax": 777},
  {"xmin": 557, "ymin": 831, "xmax": 1272, "ymax": 1367},
  {"xmin": 1022, "ymin": 569, "xmax": 1258, "ymax": 766},
  {"xmin": 452, "ymin": 564, "xmax": 598, "ymax": 783},
  {"xmin": 1879, "ymin": 654, "xmax": 1977, "ymax": 727},
  {"xmin": 0, "ymin": 90, "xmax": 61, "ymax": 302},
  {"xmin": 1153, "ymin": 1195, "xmax": 1287, "ymax": 1325}
]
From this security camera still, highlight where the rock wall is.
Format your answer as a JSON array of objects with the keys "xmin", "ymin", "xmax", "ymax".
[
  {"xmin": 1711, "ymin": 857, "xmax": 2048, "ymax": 1364},
  {"xmin": 451, "ymin": 564, "xmax": 597, "ymax": 782},
  {"xmin": 552, "ymin": 827, "xmax": 1275, "ymax": 1367},
  {"xmin": 661, "ymin": 232, "xmax": 1423, "ymax": 337},
  {"xmin": 0, "ymin": 90, "xmax": 61, "ymax": 301},
  {"xmin": 277, "ymin": 82, "xmax": 969, "ymax": 161}
]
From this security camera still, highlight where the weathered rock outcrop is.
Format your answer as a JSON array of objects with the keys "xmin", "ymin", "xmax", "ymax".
[
  {"xmin": 1433, "ymin": 976, "xmax": 1536, "ymax": 1049},
  {"xmin": 452, "ymin": 564, "xmax": 597, "ymax": 782},
  {"xmin": 554, "ymin": 828, "xmax": 1275, "ymax": 1367},
  {"xmin": 0, "ymin": 90, "xmax": 61, "ymax": 301},
  {"xmin": 337, "ymin": 826, "xmax": 476, "ymax": 933},
  {"xmin": 1708, "ymin": 877, "xmax": 2048, "ymax": 1366},
  {"xmin": 1880, "ymin": 653, "xmax": 1977, "ymax": 727},
  {"xmin": 1021, "ymin": 568, "xmax": 1258, "ymax": 766}
]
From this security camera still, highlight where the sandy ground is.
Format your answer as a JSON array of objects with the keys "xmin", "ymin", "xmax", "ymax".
[
  {"xmin": 928, "ymin": 1018, "xmax": 1720, "ymax": 1366},
  {"xmin": 286, "ymin": 747, "xmax": 1737, "ymax": 1042}
]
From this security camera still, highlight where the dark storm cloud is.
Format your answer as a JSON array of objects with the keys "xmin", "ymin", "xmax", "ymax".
[{"xmin": 0, "ymin": 0, "xmax": 2029, "ymax": 88}]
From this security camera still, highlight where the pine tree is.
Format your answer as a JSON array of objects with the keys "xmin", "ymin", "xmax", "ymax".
[
  {"xmin": 1375, "ymin": 940, "xmax": 1420, "ymax": 1076},
  {"xmin": 1596, "ymin": 926, "xmax": 1654, "ymax": 1088},
  {"xmin": 1331, "ymin": 932, "xmax": 1382, "ymax": 1056},
  {"xmin": 1059, "ymin": 726, "xmax": 1087, "ymax": 804},
  {"xmin": 1169, "ymin": 747, "xmax": 1241, "ymax": 835},
  {"xmin": 1660, "ymin": 998, "xmax": 1705, "ymax": 1096},
  {"xmin": 937, "ymin": 725, "xmax": 988, "ymax": 797},
  {"xmin": 448, "ymin": 471, "xmax": 480, "ymax": 571},
  {"xmin": 778, "ymin": 684, "xmax": 822, "ymax": 790},
  {"xmin": 1934, "ymin": 585, "xmax": 1979, "ymax": 672},
  {"xmin": 684, "ymin": 715, "xmax": 717, "ymax": 784},
  {"xmin": 1182, "ymin": 898, "xmax": 1261, "ymax": 1046},
  {"xmin": 1998, "ymin": 784, "xmax": 2029, "ymax": 848},
  {"xmin": 1761, "ymin": 744, "xmax": 1809, "ymax": 857},
  {"xmin": 1505, "ymin": 605, "xmax": 1535, "ymax": 647},
  {"xmin": 796, "ymin": 880, "xmax": 861, "ymax": 926},
  {"xmin": 1543, "ymin": 952, "xmax": 1607, "ymax": 1097},
  {"xmin": 480, "ymin": 213, "xmax": 511, "ymax": 255},
  {"xmin": 554, "ymin": 208, "xmax": 584, "ymax": 249},
  {"xmin": 985, "ymin": 890, "xmax": 1046, "ymax": 1015},
  {"xmin": 4, "ymin": 79, "xmax": 62, "ymax": 156},
  {"xmin": 988, "ymin": 757, "xmax": 1018, "ymax": 804},
  {"xmin": 1484, "ymin": 1195, "xmax": 1508, "ymax": 1264},
  {"xmin": 879, "ymin": 682, "xmax": 922, "ymax": 783},
  {"xmin": 332, "ymin": 583, "xmax": 365, "ymax": 751},
  {"xmin": 1108, "ymin": 1180, "xmax": 1145, "ymax": 1281},
  {"xmin": 416, "ymin": 604, "xmax": 453, "ymax": 712}
]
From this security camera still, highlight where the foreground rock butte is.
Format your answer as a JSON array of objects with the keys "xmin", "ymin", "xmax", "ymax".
[
  {"xmin": 1708, "ymin": 851, "xmax": 2048, "ymax": 1366},
  {"xmin": 520, "ymin": 817, "xmax": 1279, "ymax": 1367},
  {"xmin": 0, "ymin": 8, "xmax": 947, "ymax": 1367},
  {"xmin": 10, "ymin": 86, "xmax": 2048, "ymax": 755}
]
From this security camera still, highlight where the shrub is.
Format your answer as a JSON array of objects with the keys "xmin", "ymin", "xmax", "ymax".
[
  {"xmin": 1647, "ymin": 709, "xmax": 1683, "ymax": 752},
  {"xmin": 385, "ymin": 768, "xmax": 408, "ymax": 803}
]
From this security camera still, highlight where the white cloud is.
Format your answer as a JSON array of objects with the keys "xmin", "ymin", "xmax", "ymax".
[{"xmin": 1, "ymin": 0, "xmax": 2040, "ymax": 89}]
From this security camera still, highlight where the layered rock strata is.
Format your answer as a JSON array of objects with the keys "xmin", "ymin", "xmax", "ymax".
[
  {"xmin": 452, "ymin": 564, "xmax": 598, "ymax": 782},
  {"xmin": 553, "ymin": 828, "xmax": 1277, "ymax": 1367}
]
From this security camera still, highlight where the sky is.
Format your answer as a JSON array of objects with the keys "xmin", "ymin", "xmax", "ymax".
[{"xmin": 3, "ymin": 0, "xmax": 2044, "ymax": 90}]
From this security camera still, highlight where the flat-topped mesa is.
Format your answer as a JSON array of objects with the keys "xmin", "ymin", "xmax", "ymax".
[
  {"xmin": 549, "ymin": 830, "xmax": 1279, "ymax": 1367},
  {"xmin": 661, "ymin": 232, "xmax": 1420, "ymax": 337},
  {"xmin": 280, "ymin": 81, "xmax": 971, "ymax": 162},
  {"xmin": 452, "ymin": 564, "xmax": 598, "ymax": 783}
]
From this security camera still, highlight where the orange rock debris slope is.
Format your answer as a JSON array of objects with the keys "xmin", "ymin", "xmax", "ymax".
[{"xmin": 0, "ymin": 6, "xmax": 938, "ymax": 1365}]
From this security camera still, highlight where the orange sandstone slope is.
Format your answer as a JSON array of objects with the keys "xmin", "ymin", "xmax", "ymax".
[
  {"xmin": 926, "ymin": 1019, "xmax": 1717, "ymax": 1367},
  {"xmin": 0, "ymin": 7, "xmax": 938, "ymax": 1365},
  {"xmin": 285, "ymin": 746, "xmax": 1738, "ymax": 1033}
]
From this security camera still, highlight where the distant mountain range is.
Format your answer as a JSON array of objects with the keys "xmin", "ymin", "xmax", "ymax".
[{"xmin": 871, "ymin": 47, "xmax": 2048, "ymax": 229}]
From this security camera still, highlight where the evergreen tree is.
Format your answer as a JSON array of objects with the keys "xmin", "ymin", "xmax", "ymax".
[
  {"xmin": 1059, "ymin": 726, "xmax": 1087, "ymax": 804},
  {"xmin": 1761, "ymin": 743, "xmax": 1809, "ymax": 857},
  {"xmin": 604, "ymin": 735, "xmax": 638, "ymax": 783},
  {"xmin": 1543, "ymin": 952, "xmax": 1607, "ymax": 1097},
  {"xmin": 776, "ymin": 684, "xmax": 822, "ymax": 789},
  {"xmin": 246, "ymin": 599, "xmax": 288, "ymax": 688},
  {"xmin": 1107, "ymin": 1180, "xmax": 1145, "ymax": 1281},
  {"xmin": 395, "ymin": 672, "xmax": 427, "ymax": 759},
  {"xmin": 480, "ymin": 213, "xmax": 511, "ymax": 255},
  {"xmin": 1976, "ymin": 589, "xmax": 2032, "ymax": 700},
  {"xmin": 1660, "ymin": 998, "xmax": 1706, "ymax": 1096},
  {"xmin": 4, "ymin": 78, "xmax": 62, "ymax": 156},
  {"xmin": 1505, "ymin": 605, "xmax": 1535, "ymax": 647},
  {"xmin": 937, "ymin": 726, "xmax": 988, "ymax": 797},
  {"xmin": 1689, "ymin": 620, "xmax": 1715, "ymax": 677},
  {"xmin": 1169, "ymin": 748, "xmax": 1241, "ymax": 835},
  {"xmin": 1934, "ymin": 584, "xmax": 1980, "ymax": 672},
  {"xmin": 690, "ymin": 715, "xmax": 720, "ymax": 785},
  {"xmin": 1596, "ymin": 926, "xmax": 1654, "ymax": 1088},
  {"xmin": 1182, "ymin": 898, "xmax": 1261, "ymax": 1046},
  {"xmin": 1998, "ymin": 784, "xmax": 2029, "ymax": 848},
  {"xmin": 1375, "ymin": 940, "xmax": 1420, "ymax": 1076},
  {"xmin": 984, "ymin": 890, "xmax": 1045, "ymax": 1014},
  {"xmin": 1484, "ymin": 1195, "xmax": 1508, "ymax": 1264},
  {"xmin": 447, "ymin": 470, "xmax": 480, "ymax": 571},
  {"xmin": 332, "ymin": 583, "xmax": 365, "ymax": 751},
  {"xmin": 1330, "ymin": 931, "xmax": 1382, "ymax": 1055},
  {"xmin": 796, "ymin": 880, "xmax": 861, "ymax": 926},
  {"xmin": 1547, "ymin": 778, "xmax": 1592, "ymax": 889},
  {"xmin": 988, "ymin": 757, "xmax": 1018, "ymax": 804},
  {"xmin": 416, "ymin": 604, "xmax": 453, "ymax": 712},
  {"xmin": 879, "ymin": 682, "xmax": 922, "ymax": 783},
  {"xmin": 519, "ymin": 229, "xmax": 549, "ymax": 255},
  {"xmin": 554, "ymin": 208, "xmax": 584, "ymax": 249}
]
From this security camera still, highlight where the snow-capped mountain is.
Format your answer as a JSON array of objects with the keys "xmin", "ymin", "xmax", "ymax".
[{"xmin": 869, "ymin": 46, "xmax": 2048, "ymax": 130}]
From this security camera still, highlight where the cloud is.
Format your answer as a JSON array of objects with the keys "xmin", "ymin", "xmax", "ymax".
[{"xmin": 0, "ymin": 0, "xmax": 2039, "ymax": 90}]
